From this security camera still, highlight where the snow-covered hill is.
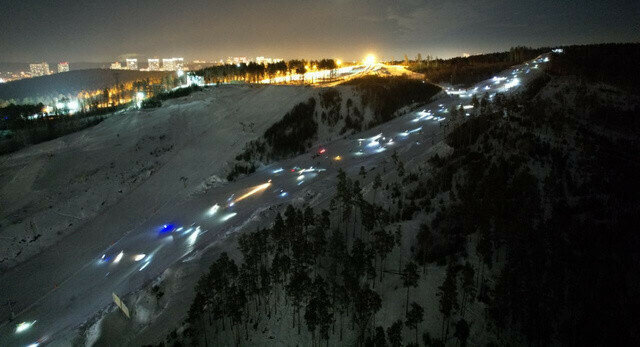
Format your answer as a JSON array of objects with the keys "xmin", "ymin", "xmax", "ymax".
[{"xmin": 0, "ymin": 54, "xmax": 555, "ymax": 346}]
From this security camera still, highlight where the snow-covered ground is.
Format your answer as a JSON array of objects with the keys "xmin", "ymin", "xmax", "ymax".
[{"xmin": 0, "ymin": 55, "xmax": 551, "ymax": 346}]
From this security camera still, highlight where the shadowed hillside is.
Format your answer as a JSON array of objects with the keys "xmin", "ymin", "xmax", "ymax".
[{"xmin": 0, "ymin": 69, "xmax": 171, "ymax": 103}]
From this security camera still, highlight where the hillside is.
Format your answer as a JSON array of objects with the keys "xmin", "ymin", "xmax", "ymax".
[
  {"xmin": 0, "ymin": 69, "xmax": 170, "ymax": 103},
  {"xmin": 1, "ymin": 46, "xmax": 638, "ymax": 346}
]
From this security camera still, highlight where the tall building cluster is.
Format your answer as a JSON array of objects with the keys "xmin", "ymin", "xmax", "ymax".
[
  {"xmin": 147, "ymin": 58, "xmax": 160, "ymax": 71},
  {"xmin": 29, "ymin": 62, "xmax": 50, "ymax": 77},
  {"xmin": 110, "ymin": 57, "xmax": 184, "ymax": 71},
  {"xmin": 161, "ymin": 58, "xmax": 184, "ymax": 71},
  {"xmin": 126, "ymin": 58, "xmax": 138, "ymax": 70}
]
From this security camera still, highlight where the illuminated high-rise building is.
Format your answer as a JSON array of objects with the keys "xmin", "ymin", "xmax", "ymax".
[
  {"xmin": 148, "ymin": 58, "xmax": 160, "ymax": 71},
  {"xmin": 57, "ymin": 62, "xmax": 69, "ymax": 73},
  {"xmin": 162, "ymin": 58, "xmax": 175, "ymax": 71},
  {"xmin": 173, "ymin": 57, "xmax": 184, "ymax": 71},
  {"xmin": 126, "ymin": 58, "xmax": 138, "ymax": 70},
  {"xmin": 29, "ymin": 62, "xmax": 50, "ymax": 77},
  {"xmin": 110, "ymin": 62, "xmax": 122, "ymax": 70}
]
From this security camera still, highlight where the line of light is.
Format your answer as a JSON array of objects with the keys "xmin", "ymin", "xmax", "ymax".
[{"xmin": 233, "ymin": 181, "xmax": 272, "ymax": 203}]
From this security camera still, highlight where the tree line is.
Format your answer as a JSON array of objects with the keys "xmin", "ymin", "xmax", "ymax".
[{"xmin": 195, "ymin": 59, "xmax": 338, "ymax": 84}]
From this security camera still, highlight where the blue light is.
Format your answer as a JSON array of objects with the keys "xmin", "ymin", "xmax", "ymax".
[{"xmin": 159, "ymin": 224, "xmax": 175, "ymax": 235}]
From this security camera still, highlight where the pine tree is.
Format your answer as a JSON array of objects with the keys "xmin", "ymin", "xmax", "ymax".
[
  {"xmin": 406, "ymin": 302, "xmax": 425, "ymax": 344},
  {"xmin": 354, "ymin": 286, "xmax": 382, "ymax": 343},
  {"xmin": 387, "ymin": 319, "xmax": 403, "ymax": 347},
  {"xmin": 403, "ymin": 261, "xmax": 420, "ymax": 315},
  {"xmin": 395, "ymin": 225, "xmax": 403, "ymax": 273},
  {"xmin": 373, "ymin": 173, "xmax": 382, "ymax": 204},
  {"xmin": 459, "ymin": 261, "xmax": 476, "ymax": 317},
  {"xmin": 437, "ymin": 262, "xmax": 458, "ymax": 341},
  {"xmin": 372, "ymin": 326, "xmax": 387, "ymax": 347}
]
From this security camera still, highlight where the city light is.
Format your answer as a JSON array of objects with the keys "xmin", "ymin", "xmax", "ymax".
[
  {"xmin": 133, "ymin": 254, "xmax": 146, "ymax": 261},
  {"xmin": 364, "ymin": 54, "xmax": 377, "ymax": 65}
]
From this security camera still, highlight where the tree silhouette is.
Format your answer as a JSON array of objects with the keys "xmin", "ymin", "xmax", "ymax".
[
  {"xmin": 403, "ymin": 261, "xmax": 419, "ymax": 315},
  {"xmin": 406, "ymin": 302, "xmax": 425, "ymax": 344},
  {"xmin": 354, "ymin": 286, "xmax": 382, "ymax": 343},
  {"xmin": 437, "ymin": 263, "xmax": 458, "ymax": 341},
  {"xmin": 387, "ymin": 319, "xmax": 403, "ymax": 347}
]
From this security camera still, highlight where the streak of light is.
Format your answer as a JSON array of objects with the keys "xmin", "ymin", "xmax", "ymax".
[
  {"xmin": 220, "ymin": 212, "xmax": 237, "ymax": 222},
  {"xmin": 113, "ymin": 251, "xmax": 124, "ymax": 264},
  {"xmin": 233, "ymin": 181, "xmax": 272, "ymax": 203},
  {"xmin": 207, "ymin": 204, "xmax": 220, "ymax": 216},
  {"xmin": 187, "ymin": 226, "xmax": 200, "ymax": 246},
  {"xmin": 133, "ymin": 254, "xmax": 146, "ymax": 261},
  {"xmin": 15, "ymin": 321, "xmax": 36, "ymax": 334}
]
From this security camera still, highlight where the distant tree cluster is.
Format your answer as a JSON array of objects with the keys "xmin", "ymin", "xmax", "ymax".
[
  {"xmin": 407, "ymin": 46, "xmax": 548, "ymax": 86},
  {"xmin": 547, "ymin": 42, "xmax": 640, "ymax": 93},
  {"xmin": 195, "ymin": 59, "xmax": 338, "ymax": 84},
  {"xmin": 344, "ymin": 76, "xmax": 441, "ymax": 126}
]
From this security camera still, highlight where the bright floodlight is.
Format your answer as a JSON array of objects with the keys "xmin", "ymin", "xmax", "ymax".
[
  {"xmin": 177, "ymin": 69, "xmax": 184, "ymax": 77},
  {"xmin": 133, "ymin": 254, "xmax": 146, "ymax": 261},
  {"xmin": 15, "ymin": 320, "xmax": 36, "ymax": 334},
  {"xmin": 364, "ymin": 54, "xmax": 376, "ymax": 65},
  {"xmin": 113, "ymin": 251, "xmax": 124, "ymax": 263},
  {"xmin": 136, "ymin": 92, "xmax": 145, "ymax": 100},
  {"xmin": 207, "ymin": 204, "xmax": 220, "ymax": 216},
  {"xmin": 336, "ymin": 59, "xmax": 342, "ymax": 66}
]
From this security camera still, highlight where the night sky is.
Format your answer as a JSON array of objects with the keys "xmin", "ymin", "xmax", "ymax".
[{"xmin": 1, "ymin": 0, "xmax": 638, "ymax": 62}]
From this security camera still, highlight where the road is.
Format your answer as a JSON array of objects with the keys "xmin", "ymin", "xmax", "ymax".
[{"xmin": 0, "ymin": 54, "xmax": 550, "ymax": 346}]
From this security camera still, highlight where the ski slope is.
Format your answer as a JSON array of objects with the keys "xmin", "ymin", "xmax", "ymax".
[{"xmin": 0, "ymin": 54, "xmax": 552, "ymax": 346}]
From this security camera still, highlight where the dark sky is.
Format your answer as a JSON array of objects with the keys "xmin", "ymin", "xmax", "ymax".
[{"xmin": 1, "ymin": 0, "xmax": 638, "ymax": 63}]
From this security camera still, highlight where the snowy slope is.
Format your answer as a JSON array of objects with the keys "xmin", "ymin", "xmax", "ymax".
[{"xmin": 0, "ymin": 55, "xmax": 551, "ymax": 346}]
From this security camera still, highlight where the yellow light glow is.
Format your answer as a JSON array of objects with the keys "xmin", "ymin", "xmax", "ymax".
[
  {"xmin": 334, "ymin": 155, "xmax": 342, "ymax": 161},
  {"xmin": 233, "ymin": 181, "xmax": 272, "ymax": 203},
  {"xmin": 336, "ymin": 59, "xmax": 342, "ymax": 66},
  {"xmin": 364, "ymin": 54, "xmax": 377, "ymax": 65}
]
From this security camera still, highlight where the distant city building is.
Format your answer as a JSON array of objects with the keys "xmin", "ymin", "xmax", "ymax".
[
  {"xmin": 162, "ymin": 57, "xmax": 184, "ymax": 71},
  {"xmin": 57, "ymin": 62, "xmax": 69, "ymax": 73},
  {"xmin": 226, "ymin": 56, "xmax": 248, "ymax": 65},
  {"xmin": 174, "ymin": 57, "xmax": 184, "ymax": 71},
  {"xmin": 29, "ymin": 62, "xmax": 50, "ymax": 77},
  {"xmin": 255, "ymin": 56, "xmax": 283, "ymax": 65},
  {"xmin": 162, "ymin": 58, "xmax": 175, "ymax": 71},
  {"xmin": 110, "ymin": 62, "xmax": 122, "ymax": 69},
  {"xmin": 148, "ymin": 58, "xmax": 160, "ymax": 71},
  {"xmin": 126, "ymin": 58, "xmax": 138, "ymax": 70}
]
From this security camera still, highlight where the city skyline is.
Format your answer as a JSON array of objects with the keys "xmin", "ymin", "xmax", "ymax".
[{"xmin": 1, "ymin": 0, "xmax": 638, "ymax": 63}]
